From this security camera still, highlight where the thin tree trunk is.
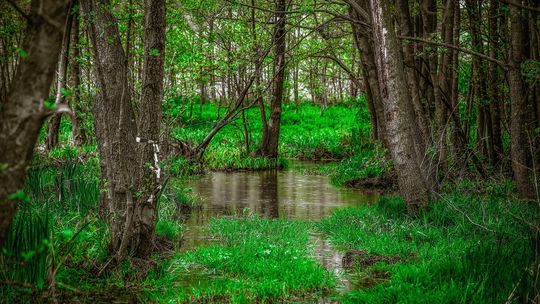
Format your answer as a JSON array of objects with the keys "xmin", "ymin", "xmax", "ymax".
[
  {"xmin": 261, "ymin": 0, "xmax": 286, "ymax": 158},
  {"xmin": 47, "ymin": 6, "xmax": 75, "ymax": 150},
  {"xmin": 70, "ymin": 10, "xmax": 87, "ymax": 146}
]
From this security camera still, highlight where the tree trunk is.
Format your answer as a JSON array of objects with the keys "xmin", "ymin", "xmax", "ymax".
[
  {"xmin": 46, "ymin": 6, "xmax": 75, "ymax": 151},
  {"xmin": 508, "ymin": 4, "xmax": 535, "ymax": 198},
  {"xmin": 261, "ymin": 0, "xmax": 286, "ymax": 158},
  {"xmin": 82, "ymin": 0, "xmax": 166, "ymax": 260},
  {"xmin": 370, "ymin": 0, "xmax": 430, "ymax": 213},
  {"xmin": 349, "ymin": 1, "xmax": 387, "ymax": 145},
  {"xmin": 0, "ymin": 0, "xmax": 71, "ymax": 248},
  {"xmin": 396, "ymin": 0, "xmax": 431, "ymax": 149},
  {"xmin": 133, "ymin": 0, "xmax": 166, "ymax": 258},
  {"xmin": 70, "ymin": 10, "xmax": 87, "ymax": 146}
]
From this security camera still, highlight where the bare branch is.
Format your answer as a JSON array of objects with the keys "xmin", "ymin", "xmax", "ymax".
[{"xmin": 399, "ymin": 35, "xmax": 508, "ymax": 69}]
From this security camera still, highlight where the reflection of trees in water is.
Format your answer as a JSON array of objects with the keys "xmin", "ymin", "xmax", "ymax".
[{"xmin": 259, "ymin": 170, "xmax": 279, "ymax": 218}]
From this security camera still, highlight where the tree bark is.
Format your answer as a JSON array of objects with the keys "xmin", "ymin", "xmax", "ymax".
[
  {"xmin": 396, "ymin": 0, "xmax": 431, "ymax": 148},
  {"xmin": 46, "ymin": 5, "xmax": 75, "ymax": 151},
  {"xmin": 349, "ymin": 1, "xmax": 387, "ymax": 145},
  {"xmin": 83, "ymin": 0, "xmax": 166, "ymax": 260},
  {"xmin": 251, "ymin": 0, "xmax": 268, "ymax": 154},
  {"xmin": 261, "ymin": 0, "xmax": 286, "ymax": 158},
  {"xmin": 70, "ymin": 9, "xmax": 87, "ymax": 146},
  {"xmin": 370, "ymin": 0, "xmax": 430, "ymax": 213},
  {"xmin": 133, "ymin": 0, "xmax": 166, "ymax": 258},
  {"xmin": 508, "ymin": 4, "xmax": 535, "ymax": 198},
  {"xmin": 0, "ymin": 0, "xmax": 71, "ymax": 248}
]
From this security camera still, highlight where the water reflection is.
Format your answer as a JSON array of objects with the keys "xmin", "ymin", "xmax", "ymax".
[{"xmin": 180, "ymin": 167, "xmax": 379, "ymax": 248}]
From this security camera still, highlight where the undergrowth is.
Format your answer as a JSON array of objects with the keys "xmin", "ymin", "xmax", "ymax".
[{"xmin": 318, "ymin": 179, "xmax": 539, "ymax": 303}]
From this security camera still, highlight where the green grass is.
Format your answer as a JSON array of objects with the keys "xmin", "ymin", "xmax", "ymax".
[
  {"xmin": 330, "ymin": 145, "xmax": 391, "ymax": 186},
  {"xmin": 171, "ymin": 102, "xmax": 366, "ymax": 170},
  {"xmin": 318, "ymin": 179, "xmax": 539, "ymax": 303},
  {"xmin": 145, "ymin": 216, "xmax": 336, "ymax": 303}
]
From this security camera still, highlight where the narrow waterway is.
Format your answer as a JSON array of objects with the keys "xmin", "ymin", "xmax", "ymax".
[{"xmin": 181, "ymin": 163, "xmax": 379, "ymax": 292}]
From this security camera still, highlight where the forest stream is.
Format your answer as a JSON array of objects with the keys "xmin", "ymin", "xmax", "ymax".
[{"xmin": 180, "ymin": 162, "xmax": 380, "ymax": 292}]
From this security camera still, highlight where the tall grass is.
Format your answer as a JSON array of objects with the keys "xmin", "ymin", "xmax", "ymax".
[
  {"xmin": 0, "ymin": 202, "xmax": 50, "ymax": 290},
  {"xmin": 0, "ymin": 159, "xmax": 101, "ymax": 300}
]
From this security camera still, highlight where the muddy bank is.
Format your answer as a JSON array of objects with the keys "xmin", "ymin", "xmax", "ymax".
[{"xmin": 343, "ymin": 174, "xmax": 396, "ymax": 193}]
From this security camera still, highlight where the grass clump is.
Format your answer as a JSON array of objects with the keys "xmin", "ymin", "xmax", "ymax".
[
  {"xmin": 145, "ymin": 216, "xmax": 335, "ymax": 303},
  {"xmin": 318, "ymin": 180, "xmax": 539, "ymax": 303},
  {"xmin": 330, "ymin": 145, "xmax": 391, "ymax": 186}
]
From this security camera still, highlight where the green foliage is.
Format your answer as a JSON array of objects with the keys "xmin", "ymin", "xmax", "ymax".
[
  {"xmin": 171, "ymin": 103, "xmax": 362, "ymax": 170},
  {"xmin": 0, "ymin": 202, "xmax": 50, "ymax": 290},
  {"xmin": 145, "ymin": 216, "xmax": 335, "ymax": 303},
  {"xmin": 162, "ymin": 155, "xmax": 202, "ymax": 177},
  {"xmin": 156, "ymin": 220, "xmax": 182, "ymax": 240},
  {"xmin": 318, "ymin": 181, "xmax": 539, "ymax": 303},
  {"xmin": 330, "ymin": 145, "xmax": 392, "ymax": 186}
]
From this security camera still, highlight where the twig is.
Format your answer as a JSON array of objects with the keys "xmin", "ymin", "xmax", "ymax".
[{"xmin": 433, "ymin": 192, "xmax": 495, "ymax": 233}]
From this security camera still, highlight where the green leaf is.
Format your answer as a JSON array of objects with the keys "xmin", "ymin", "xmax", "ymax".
[
  {"xmin": 16, "ymin": 48, "xmax": 28, "ymax": 59},
  {"xmin": 61, "ymin": 88, "xmax": 73, "ymax": 97},
  {"xmin": 44, "ymin": 96, "xmax": 56, "ymax": 110},
  {"xmin": 149, "ymin": 48, "xmax": 161, "ymax": 56},
  {"xmin": 7, "ymin": 190, "xmax": 30, "ymax": 204}
]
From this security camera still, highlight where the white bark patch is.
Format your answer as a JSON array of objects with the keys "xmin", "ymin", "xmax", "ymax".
[{"xmin": 152, "ymin": 143, "xmax": 161, "ymax": 179}]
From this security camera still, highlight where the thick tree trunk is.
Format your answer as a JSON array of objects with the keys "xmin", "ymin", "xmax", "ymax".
[
  {"xmin": 396, "ymin": 0, "xmax": 431, "ymax": 148},
  {"xmin": 370, "ymin": 0, "xmax": 430, "ymax": 213},
  {"xmin": 0, "ymin": 0, "xmax": 71, "ymax": 248},
  {"xmin": 133, "ymin": 0, "xmax": 166, "ymax": 258},
  {"xmin": 83, "ymin": 0, "xmax": 165, "ymax": 260},
  {"xmin": 508, "ymin": 4, "xmax": 535, "ymax": 198},
  {"xmin": 261, "ymin": 0, "xmax": 286, "ymax": 158}
]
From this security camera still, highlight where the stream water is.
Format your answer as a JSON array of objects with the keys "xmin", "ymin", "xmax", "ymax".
[{"xmin": 181, "ymin": 163, "xmax": 379, "ymax": 291}]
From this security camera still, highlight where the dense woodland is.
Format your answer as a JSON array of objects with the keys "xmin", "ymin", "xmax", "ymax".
[{"xmin": 0, "ymin": 0, "xmax": 539, "ymax": 303}]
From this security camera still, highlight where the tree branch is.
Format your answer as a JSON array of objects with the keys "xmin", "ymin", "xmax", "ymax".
[{"xmin": 399, "ymin": 36, "xmax": 508, "ymax": 69}]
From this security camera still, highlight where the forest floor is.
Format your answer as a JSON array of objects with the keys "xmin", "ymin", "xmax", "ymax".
[{"xmin": 1, "ymin": 103, "xmax": 538, "ymax": 303}]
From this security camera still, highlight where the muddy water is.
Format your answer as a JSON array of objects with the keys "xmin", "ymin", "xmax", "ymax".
[{"xmin": 181, "ymin": 164, "xmax": 379, "ymax": 291}]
